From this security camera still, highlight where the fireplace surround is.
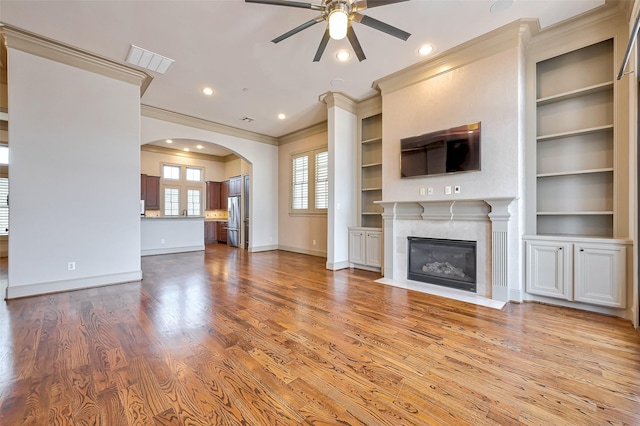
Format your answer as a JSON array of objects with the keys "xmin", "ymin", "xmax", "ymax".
[{"xmin": 377, "ymin": 198, "xmax": 516, "ymax": 303}]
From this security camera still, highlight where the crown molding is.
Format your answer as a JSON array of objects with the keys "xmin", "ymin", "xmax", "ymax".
[
  {"xmin": 0, "ymin": 24, "xmax": 152, "ymax": 95},
  {"xmin": 355, "ymin": 94, "xmax": 382, "ymax": 118},
  {"xmin": 140, "ymin": 143, "xmax": 235, "ymax": 163},
  {"xmin": 278, "ymin": 121, "xmax": 327, "ymax": 145},
  {"xmin": 141, "ymin": 104, "xmax": 279, "ymax": 146},
  {"xmin": 373, "ymin": 19, "xmax": 538, "ymax": 96},
  {"xmin": 319, "ymin": 91, "xmax": 358, "ymax": 114}
]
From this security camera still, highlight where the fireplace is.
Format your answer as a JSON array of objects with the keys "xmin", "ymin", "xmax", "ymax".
[{"xmin": 407, "ymin": 237, "xmax": 477, "ymax": 292}]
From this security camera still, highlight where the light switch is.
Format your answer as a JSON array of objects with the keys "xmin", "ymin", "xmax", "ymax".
[{"xmin": 445, "ymin": 186, "xmax": 452, "ymax": 195}]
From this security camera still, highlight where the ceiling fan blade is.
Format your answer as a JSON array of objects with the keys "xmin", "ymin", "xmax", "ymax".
[
  {"xmin": 313, "ymin": 28, "xmax": 331, "ymax": 62},
  {"xmin": 347, "ymin": 26, "xmax": 366, "ymax": 62},
  {"xmin": 245, "ymin": 0, "xmax": 322, "ymax": 10},
  {"xmin": 272, "ymin": 17, "xmax": 323, "ymax": 43},
  {"xmin": 353, "ymin": 0, "xmax": 410, "ymax": 11},
  {"xmin": 353, "ymin": 13, "xmax": 411, "ymax": 41}
]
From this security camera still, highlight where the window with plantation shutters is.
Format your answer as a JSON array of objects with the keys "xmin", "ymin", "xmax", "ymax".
[
  {"xmin": 315, "ymin": 151, "xmax": 328, "ymax": 210},
  {"xmin": 292, "ymin": 155, "xmax": 309, "ymax": 210},
  {"xmin": 290, "ymin": 147, "xmax": 327, "ymax": 214}
]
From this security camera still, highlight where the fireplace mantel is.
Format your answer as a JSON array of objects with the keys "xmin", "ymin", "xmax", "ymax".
[{"xmin": 375, "ymin": 197, "xmax": 517, "ymax": 303}]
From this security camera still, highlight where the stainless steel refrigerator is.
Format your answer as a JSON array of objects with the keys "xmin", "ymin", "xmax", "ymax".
[{"xmin": 227, "ymin": 196, "xmax": 240, "ymax": 247}]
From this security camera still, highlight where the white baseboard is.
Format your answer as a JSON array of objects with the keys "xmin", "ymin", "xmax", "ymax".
[
  {"xmin": 6, "ymin": 270, "xmax": 143, "ymax": 299},
  {"xmin": 326, "ymin": 260, "xmax": 350, "ymax": 271},
  {"xmin": 249, "ymin": 244, "xmax": 278, "ymax": 253},
  {"xmin": 278, "ymin": 245, "xmax": 327, "ymax": 258},
  {"xmin": 141, "ymin": 245, "xmax": 204, "ymax": 256}
]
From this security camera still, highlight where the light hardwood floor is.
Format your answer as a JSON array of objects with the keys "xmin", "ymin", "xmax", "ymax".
[{"xmin": 0, "ymin": 244, "xmax": 639, "ymax": 425}]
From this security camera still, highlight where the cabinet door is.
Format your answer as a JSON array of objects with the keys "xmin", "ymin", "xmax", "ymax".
[
  {"xmin": 221, "ymin": 181, "xmax": 229, "ymax": 207},
  {"xmin": 145, "ymin": 176, "xmax": 160, "ymax": 210},
  {"xmin": 217, "ymin": 222, "xmax": 228, "ymax": 243},
  {"xmin": 349, "ymin": 230, "xmax": 365, "ymax": 265},
  {"xmin": 206, "ymin": 181, "xmax": 221, "ymax": 210},
  {"xmin": 574, "ymin": 244, "xmax": 626, "ymax": 308},
  {"xmin": 365, "ymin": 230, "xmax": 382, "ymax": 267},
  {"xmin": 525, "ymin": 241, "xmax": 572, "ymax": 300},
  {"xmin": 205, "ymin": 222, "xmax": 217, "ymax": 242},
  {"xmin": 229, "ymin": 176, "xmax": 241, "ymax": 196},
  {"xmin": 141, "ymin": 174, "xmax": 147, "ymax": 201}
]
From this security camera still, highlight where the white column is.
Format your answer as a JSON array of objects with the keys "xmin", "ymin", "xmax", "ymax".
[
  {"xmin": 487, "ymin": 198, "xmax": 515, "ymax": 302},
  {"xmin": 323, "ymin": 93, "xmax": 357, "ymax": 270}
]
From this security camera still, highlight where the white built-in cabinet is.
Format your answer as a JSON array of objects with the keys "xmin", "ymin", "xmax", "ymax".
[
  {"xmin": 349, "ymin": 103, "xmax": 383, "ymax": 273},
  {"xmin": 349, "ymin": 228, "xmax": 382, "ymax": 271},
  {"xmin": 525, "ymin": 236, "xmax": 627, "ymax": 308},
  {"xmin": 525, "ymin": 27, "xmax": 631, "ymax": 315}
]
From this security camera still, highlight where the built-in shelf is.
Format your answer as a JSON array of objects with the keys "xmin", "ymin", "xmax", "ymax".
[
  {"xmin": 537, "ymin": 211, "xmax": 613, "ymax": 216},
  {"xmin": 537, "ymin": 81, "xmax": 613, "ymax": 106},
  {"xmin": 537, "ymin": 168, "xmax": 613, "ymax": 178},
  {"xmin": 362, "ymin": 162, "xmax": 382, "ymax": 168},
  {"xmin": 359, "ymin": 113, "xmax": 383, "ymax": 230},
  {"xmin": 362, "ymin": 137, "xmax": 382, "ymax": 145},
  {"xmin": 534, "ymin": 38, "xmax": 614, "ymax": 239},
  {"xmin": 537, "ymin": 124, "xmax": 613, "ymax": 142},
  {"xmin": 0, "ymin": 112, "xmax": 7, "ymax": 122}
]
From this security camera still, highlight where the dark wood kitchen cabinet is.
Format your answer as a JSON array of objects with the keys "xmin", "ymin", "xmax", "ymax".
[
  {"xmin": 229, "ymin": 176, "xmax": 242, "ymax": 197},
  {"xmin": 221, "ymin": 181, "xmax": 229, "ymax": 207},
  {"xmin": 217, "ymin": 221, "xmax": 228, "ymax": 243},
  {"xmin": 205, "ymin": 221, "xmax": 218, "ymax": 243},
  {"xmin": 141, "ymin": 174, "xmax": 160, "ymax": 210},
  {"xmin": 205, "ymin": 181, "xmax": 222, "ymax": 210}
]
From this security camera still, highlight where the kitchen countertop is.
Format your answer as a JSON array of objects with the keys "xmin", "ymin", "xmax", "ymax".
[
  {"xmin": 141, "ymin": 216, "xmax": 205, "ymax": 220},
  {"xmin": 205, "ymin": 219, "xmax": 228, "ymax": 222}
]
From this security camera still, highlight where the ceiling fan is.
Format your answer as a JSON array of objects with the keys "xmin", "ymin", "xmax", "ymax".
[{"xmin": 245, "ymin": 0, "xmax": 411, "ymax": 62}]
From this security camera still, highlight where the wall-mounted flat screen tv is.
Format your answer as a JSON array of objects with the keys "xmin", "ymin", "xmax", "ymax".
[{"xmin": 400, "ymin": 122, "xmax": 481, "ymax": 178}]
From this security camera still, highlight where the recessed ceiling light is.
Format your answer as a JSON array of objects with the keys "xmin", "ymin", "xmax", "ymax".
[
  {"xmin": 202, "ymin": 87, "xmax": 214, "ymax": 96},
  {"xmin": 166, "ymin": 139, "xmax": 173, "ymax": 144},
  {"xmin": 336, "ymin": 50, "xmax": 350, "ymax": 62},
  {"xmin": 183, "ymin": 148, "xmax": 190, "ymax": 152},
  {"xmin": 419, "ymin": 44, "xmax": 433, "ymax": 56},
  {"xmin": 197, "ymin": 144, "xmax": 204, "ymax": 149},
  {"xmin": 278, "ymin": 113, "xmax": 286, "ymax": 120}
]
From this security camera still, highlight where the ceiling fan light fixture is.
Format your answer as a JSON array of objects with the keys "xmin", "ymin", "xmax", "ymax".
[{"xmin": 328, "ymin": 7, "xmax": 349, "ymax": 40}]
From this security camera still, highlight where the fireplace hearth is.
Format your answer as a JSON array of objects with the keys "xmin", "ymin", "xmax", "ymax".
[{"xmin": 407, "ymin": 237, "xmax": 477, "ymax": 292}]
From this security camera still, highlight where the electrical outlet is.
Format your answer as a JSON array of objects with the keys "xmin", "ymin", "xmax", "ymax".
[
  {"xmin": 160, "ymin": 239, "xmax": 165, "ymax": 244},
  {"xmin": 428, "ymin": 187, "xmax": 434, "ymax": 195},
  {"xmin": 445, "ymin": 186, "xmax": 452, "ymax": 195},
  {"xmin": 454, "ymin": 185, "xmax": 461, "ymax": 194},
  {"xmin": 68, "ymin": 261, "xmax": 76, "ymax": 271},
  {"xmin": 312, "ymin": 239, "xmax": 316, "ymax": 245},
  {"xmin": 419, "ymin": 187, "xmax": 426, "ymax": 196}
]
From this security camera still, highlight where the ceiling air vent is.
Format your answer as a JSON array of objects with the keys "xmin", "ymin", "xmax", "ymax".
[{"xmin": 125, "ymin": 45, "xmax": 174, "ymax": 74}]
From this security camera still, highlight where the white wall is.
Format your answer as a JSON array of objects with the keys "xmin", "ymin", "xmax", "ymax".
[
  {"xmin": 7, "ymin": 48, "xmax": 142, "ymax": 297},
  {"xmin": 382, "ymin": 47, "xmax": 521, "ymax": 202},
  {"xmin": 141, "ymin": 116, "xmax": 278, "ymax": 252},
  {"xmin": 278, "ymin": 130, "xmax": 328, "ymax": 257}
]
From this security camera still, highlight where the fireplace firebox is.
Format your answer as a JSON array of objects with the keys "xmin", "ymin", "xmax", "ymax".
[{"xmin": 407, "ymin": 237, "xmax": 477, "ymax": 292}]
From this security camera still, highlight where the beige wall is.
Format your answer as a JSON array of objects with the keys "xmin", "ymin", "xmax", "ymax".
[
  {"xmin": 382, "ymin": 46, "xmax": 522, "ymax": 202},
  {"xmin": 278, "ymin": 128, "xmax": 328, "ymax": 257},
  {"xmin": 140, "ymin": 148, "xmax": 226, "ymax": 182}
]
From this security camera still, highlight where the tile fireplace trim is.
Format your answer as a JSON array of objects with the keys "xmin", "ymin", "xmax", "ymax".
[{"xmin": 376, "ymin": 198, "xmax": 516, "ymax": 302}]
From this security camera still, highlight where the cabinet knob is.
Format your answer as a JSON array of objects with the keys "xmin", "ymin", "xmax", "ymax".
[
  {"xmin": 580, "ymin": 249, "xmax": 584, "ymax": 252},
  {"xmin": 558, "ymin": 247, "xmax": 562, "ymax": 250}
]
